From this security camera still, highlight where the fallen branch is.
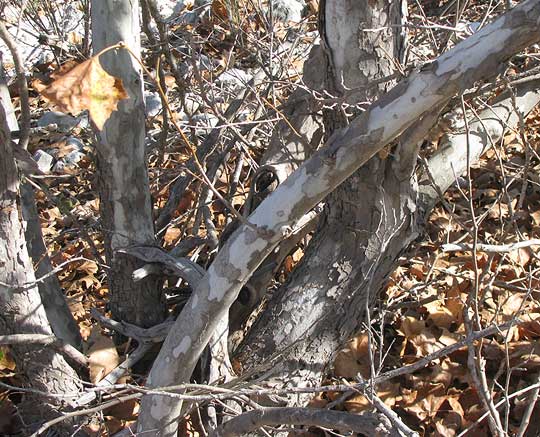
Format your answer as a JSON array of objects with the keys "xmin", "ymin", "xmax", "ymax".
[{"xmin": 0, "ymin": 334, "xmax": 87, "ymax": 368}]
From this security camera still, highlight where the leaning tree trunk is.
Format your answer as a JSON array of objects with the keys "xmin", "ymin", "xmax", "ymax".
[
  {"xmin": 236, "ymin": 0, "xmax": 411, "ymax": 402},
  {"xmin": 0, "ymin": 105, "xmax": 82, "ymax": 436},
  {"xmin": 136, "ymin": 1, "xmax": 540, "ymax": 435},
  {"xmin": 91, "ymin": 0, "xmax": 165, "ymax": 328}
]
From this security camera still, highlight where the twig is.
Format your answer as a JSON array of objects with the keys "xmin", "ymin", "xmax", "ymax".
[
  {"xmin": 0, "ymin": 21, "xmax": 30, "ymax": 150},
  {"xmin": 0, "ymin": 256, "xmax": 101, "ymax": 291},
  {"xmin": 355, "ymin": 376, "xmax": 419, "ymax": 437},
  {"xmin": 515, "ymin": 373, "xmax": 540, "ymax": 437},
  {"xmin": 442, "ymin": 239, "xmax": 540, "ymax": 253},
  {"xmin": 0, "ymin": 334, "xmax": 87, "ymax": 368},
  {"xmin": 461, "ymin": 95, "xmax": 504, "ymax": 437},
  {"xmin": 457, "ymin": 381, "xmax": 540, "ymax": 437}
]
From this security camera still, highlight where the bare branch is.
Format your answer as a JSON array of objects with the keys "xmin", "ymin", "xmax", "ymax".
[
  {"xmin": 137, "ymin": 2, "xmax": 540, "ymax": 434},
  {"xmin": 209, "ymin": 407, "xmax": 388, "ymax": 437}
]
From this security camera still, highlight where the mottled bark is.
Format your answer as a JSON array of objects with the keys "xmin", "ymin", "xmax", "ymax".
[
  {"xmin": 0, "ymin": 104, "xmax": 82, "ymax": 436},
  {"xmin": 237, "ymin": 0, "xmax": 411, "ymax": 400},
  {"xmin": 137, "ymin": 1, "xmax": 540, "ymax": 434},
  {"xmin": 91, "ymin": 0, "xmax": 165, "ymax": 328},
  {"xmin": 229, "ymin": 46, "xmax": 326, "ymax": 337}
]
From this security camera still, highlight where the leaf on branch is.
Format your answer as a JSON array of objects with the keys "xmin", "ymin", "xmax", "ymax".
[{"xmin": 40, "ymin": 55, "xmax": 129, "ymax": 130}]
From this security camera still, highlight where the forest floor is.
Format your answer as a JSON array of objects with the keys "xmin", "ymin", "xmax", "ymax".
[{"xmin": 1, "ymin": 0, "xmax": 540, "ymax": 436}]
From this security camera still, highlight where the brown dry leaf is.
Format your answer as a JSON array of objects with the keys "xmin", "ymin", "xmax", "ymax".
[
  {"xmin": 507, "ymin": 247, "xmax": 532, "ymax": 267},
  {"xmin": 105, "ymin": 398, "xmax": 139, "ymax": 421},
  {"xmin": 518, "ymin": 313, "xmax": 540, "ymax": 339},
  {"xmin": 445, "ymin": 279, "xmax": 466, "ymax": 326},
  {"xmin": 211, "ymin": 0, "xmax": 229, "ymax": 21},
  {"xmin": 0, "ymin": 346, "xmax": 16, "ymax": 371},
  {"xmin": 164, "ymin": 227, "xmax": 182, "ymax": 246},
  {"xmin": 500, "ymin": 292, "xmax": 527, "ymax": 317},
  {"xmin": 79, "ymin": 260, "xmax": 98, "ymax": 275},
  {"xmin": 40, "ymin": 54, "xmax": 128, "ymax": 130},
  {"xmin": 401, "ymin": 382, "xmax": 447, "ymax": 421},
  {"xmin": 531, "ymin": 210, "xmax": 540, "ymax": 226},
  {"xmin": 87, "ymin": 327, "xmax": 120, "ymax": 384},
  {"xmin": 433, "ymin": 396, "xmax": 464, "ymax": 437},
  {"xmin": 398, "ymin": 317, "xmax": 439, "ymax": 359},
  {"xmin": 307, "ymin": 393, "xmax": 328, "ymax": 409},
  {"xmin": 344, "ymin": 381, "xmax": 400, "ymax": 413},
  {"xmin": 503, "ymin": 131, "xmax": 519, "ymax": 147},
  {"xmin": 409, "ymin": 263, "xmax": 425, "ymax": 280},
  {"xmin": 174, "ymin": 191, "xmax": 196, "ymax": 217},
  {"xmin": 424, "ymin": 299, "xmax": 456, "ymax": 330},
  {"xmin": 333, "ymin": 333, "xmax": 371, "ymax": 378},
  {"xmin": 67, "ymin": 295, "xmax": 86, "ymax": 319}
]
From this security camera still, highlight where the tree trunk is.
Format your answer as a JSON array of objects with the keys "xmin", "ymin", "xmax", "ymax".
[
  {"xmin": 136, "ymin": 1, "xmax": 540, "ymax": 434},
  {"xmin": 0, "ymin": 62, "xmax": 82, "ymax": 350},
  {"xmin": 91, "ymin": 0, "xmax": 165, "ymax": 328},
  {"xmin": 0, "ymin": 103, "xmax": 83, "ymax": 436},
  {"xmin": 236, "ymin": 0, "xmax": 411, "ymax": 401}
]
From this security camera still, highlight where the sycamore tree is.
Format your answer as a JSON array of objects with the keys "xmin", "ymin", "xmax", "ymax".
[{"xmin": 1, "ymin": 0, "xmax": 540, "ymax": 436}]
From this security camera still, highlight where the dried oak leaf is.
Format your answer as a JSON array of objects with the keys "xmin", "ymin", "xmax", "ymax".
[
  {"xmin": 87, "ymin": 327, "xmax": 120, "ymax": 384},
  {"xmin": 40, "ymin": 55, "xmax": 128, "ymax": 130}
]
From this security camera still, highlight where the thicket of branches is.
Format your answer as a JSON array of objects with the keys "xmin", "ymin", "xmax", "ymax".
[{"xmin": 1, "ymin": 0, "xmax": 540, "ymax": 436}]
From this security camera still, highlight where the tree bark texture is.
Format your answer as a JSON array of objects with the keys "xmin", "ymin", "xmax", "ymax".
[
  {"xmin": 236, "ymin": 0, "xmax": 410, "ymax": 402},
  {"xmin": 0, "ymin": 63, "xmax": 82, "ymax": 350},
  {"xmin": 137, "ymin": 2, "xmax": 540, "ymax": 434},
  {"xmin": 91, "ymin": 0, "xmax": 165, "ymax": 328},
  {"xmin": 229, "ymin": 46, "xmax": 326, "ymax": 339},
  {"xmin": 0, "ymin": 105, "xmax": 82, "ymax": 436}
]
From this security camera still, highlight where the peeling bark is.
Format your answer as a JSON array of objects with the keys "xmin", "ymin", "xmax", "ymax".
[
  {"xmin": 137, "ymin": 2, "xmax": 540, "ymax": 435},
  {"xmin": 235, "ymin": 0, "xmax": 409, "ymax": 402},
  {"xmin": 91, "ymin": 0, "xmax": 165, "ymax": 328}
]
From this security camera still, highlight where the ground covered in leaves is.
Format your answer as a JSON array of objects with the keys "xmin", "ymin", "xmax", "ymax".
[{"xmin": 1, "ymin": 0, "xmax": 540, "ymax": 436}]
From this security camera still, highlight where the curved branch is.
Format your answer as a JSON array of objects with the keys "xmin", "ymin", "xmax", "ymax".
[
  {"xmin": 137, "ymin": 2, "xmax": 540, "ymax": 435},
  {"xmin": 209, "ymin": 407, "xmax": 389, "ymax": 437}
]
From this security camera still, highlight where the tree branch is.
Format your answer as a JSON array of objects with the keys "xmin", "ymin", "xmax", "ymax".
[{"xmin": 137, "ymin": 2, "xmax": 540, "ymax": 434}]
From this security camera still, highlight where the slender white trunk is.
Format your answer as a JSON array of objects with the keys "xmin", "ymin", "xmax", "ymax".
[{"xmin": 91, "ymin": 0, "xmax": 165, "ymax": 328}]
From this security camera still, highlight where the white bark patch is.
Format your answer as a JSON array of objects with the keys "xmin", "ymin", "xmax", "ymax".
[
  {"xmin": 208, "ymin": 270, "xmax": 233, "ymax": 302},
  {"xmin": 436, "ymin": 28, "xmax": 511, "ymax": 80},
  {"xmin": 150, "ymin": 395, "xmax": 168, "ymax": 420},
  {"xmin": 327, "ymin": 261, "xmax": 351, "ymax": 297},
  {"xmin": 274, "ymin": 321, "xmax": 294, "ymax": 344},
  {"xmin": 208, "ymin": 231, "xmax": 267, "ymax": 301},
  {"xmin": 250, "ymin": 167, "xmax": 331, "ymax": 227},
  {"xmin": 172, "ymin": 336, "xmax": 192, "ymax": 358},
  {"xmin": 364, "ymin": 77, "xmax": 440, "ymax": 145}
]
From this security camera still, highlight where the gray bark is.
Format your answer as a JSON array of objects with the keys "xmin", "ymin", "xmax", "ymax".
[
  {"xmin": 136, "ymin": 1, "xmax": 540, "ymax": 435},
  {"xmin": 91, "ymin": 0, "xmax": 165, "ymax": 328},
  {"xmin": 0, "ymin": 63, "xmax": 82, "ymax": 349},
  {"xmin": 229, "ymin": 46, "xmax": 326, "ymax": 337},
  {"xmin": 237, "ymin": 0, "xmax": 410, "ymax": 403},
  {"xmin": 0, "ymin": 102, "xmax": 83, "ymax": 436}
]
